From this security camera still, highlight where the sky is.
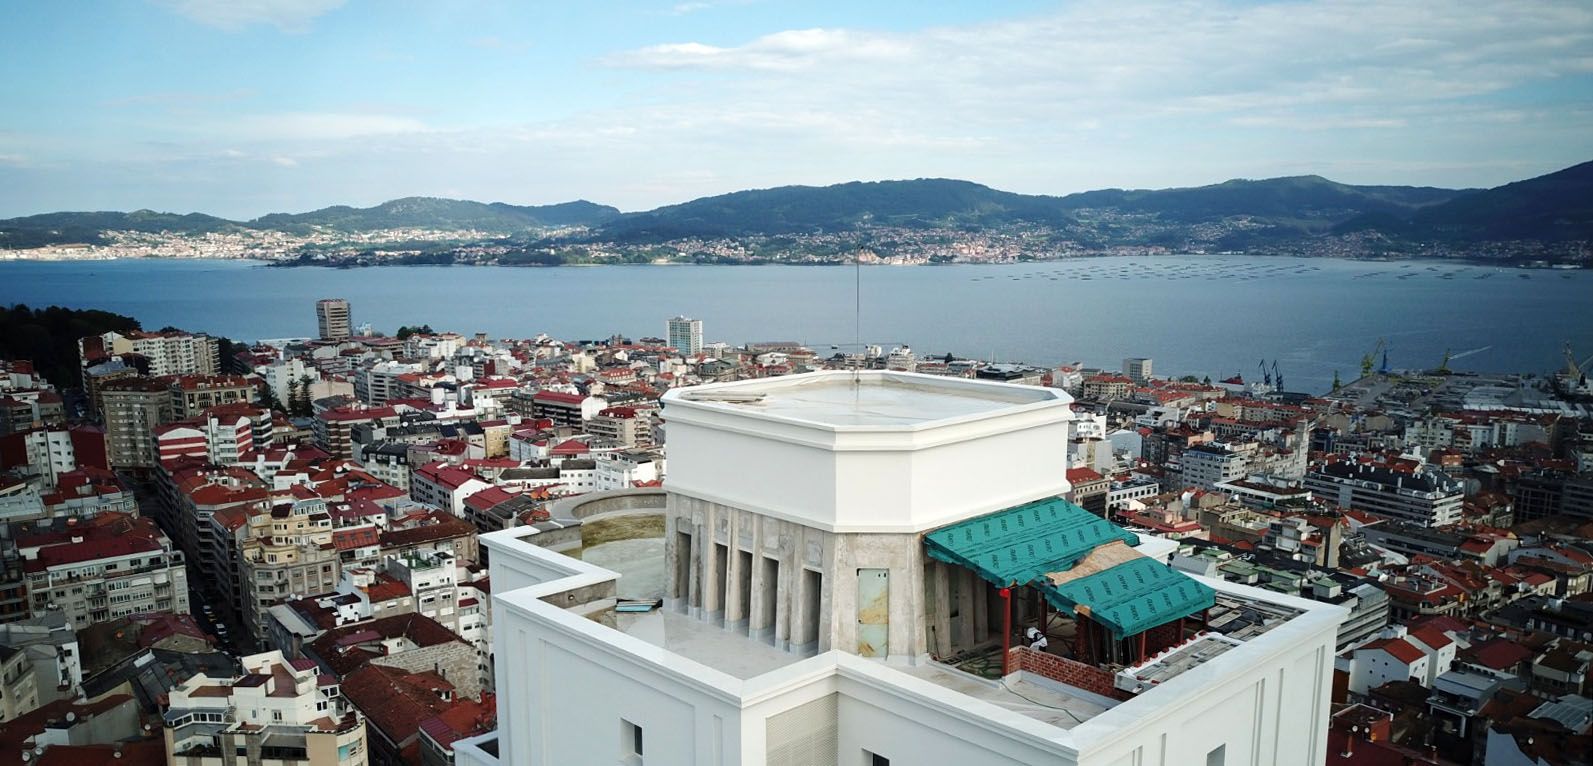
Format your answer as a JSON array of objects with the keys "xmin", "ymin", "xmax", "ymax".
[{"xmin": 1, "ymin": 0, "xmax": 1591, "ymax": 218}]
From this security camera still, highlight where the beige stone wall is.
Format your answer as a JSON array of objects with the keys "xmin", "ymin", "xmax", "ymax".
[{"xmin": 666, "ymin": 492, "xmax": 933, "ymax": 660}]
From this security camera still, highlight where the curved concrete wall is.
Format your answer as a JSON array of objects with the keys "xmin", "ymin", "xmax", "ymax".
[{"xmin": 549, "ymin": 487, "xmax": 667, "ymax": 521}]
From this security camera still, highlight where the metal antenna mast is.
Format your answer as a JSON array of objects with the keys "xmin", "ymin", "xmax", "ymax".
[{"xmin": 853, "ymin": 252, "xmax": 862, "ymax": 380}]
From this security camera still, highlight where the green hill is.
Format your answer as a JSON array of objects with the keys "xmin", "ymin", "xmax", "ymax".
[
  {"xmin": 0, "ymin": 210, "xmax": 238, "ymax": 248},
  {"xmin": 1058, "ymin": 175, "xmax": 1460, "ymax": 224},
  {"xmin": 1406, "ymin": 160, "xmax": 1593, "ymax": 241},
  {"xmin": 250, "ymin": 197, "xmax": 619, "ymax": 233},
  {"xmin": 2, "ymin": 162, "xmax": 1589, "ymax": 252},
  {"xmin": 593, "ymin": 179, "xmax": 1075, "ymax": 241}
]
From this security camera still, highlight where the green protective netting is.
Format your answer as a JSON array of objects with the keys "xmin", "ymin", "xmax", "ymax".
[
  {"xmin": 924, "ymin": 497, "xmax": 1139, "ymax": 586},
  {"xmin": 926, "ymin": 497, "xmax": 1214, "ymax": 639},
  {"xmin": 1039, "ymin": 556, "xmax": 1215, "ymax": 639}
]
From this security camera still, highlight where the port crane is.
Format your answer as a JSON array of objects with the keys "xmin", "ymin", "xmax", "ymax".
[
  {"xmin": 1360, "ymin": 339, "xmax": 1388, "ymax": 378},
  {"xmin": 1272, "ymin": 360, "xmax": 1283, "ymax": 391},
  {"xmin": 1565, "ymin": 342, "xmax": 1593, "ymax": 380}
]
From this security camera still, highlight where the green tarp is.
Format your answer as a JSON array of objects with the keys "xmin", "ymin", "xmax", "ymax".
[{"xmin": 926, "ymin": 497, "xmax": 1215, "ymax": 639}]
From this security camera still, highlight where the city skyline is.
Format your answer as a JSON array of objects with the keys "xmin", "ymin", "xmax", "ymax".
[{"xmin": 2, "ymin": 0, "xmax": 1591, "ymax": 218}]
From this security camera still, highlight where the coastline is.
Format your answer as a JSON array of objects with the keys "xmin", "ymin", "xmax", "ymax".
[{"xmin": 1, "ymin": 251, "xmax": 1585, "ymax": 270}]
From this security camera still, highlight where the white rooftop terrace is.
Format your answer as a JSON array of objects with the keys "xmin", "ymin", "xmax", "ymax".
[
  {"xmin": 498, "ymin": 524, "xmax": 1247, "ymax": 729},
  {"xmin": 467, "ymin": 511, "xmax": 1347, "ymax": 766},
  {"xmin": 617, "ymin": 609, "xmax": 809, "ymax": 680},
  {"xmin": 665, "ymin": 370, "xmax": 1063, "ymax": 429}
]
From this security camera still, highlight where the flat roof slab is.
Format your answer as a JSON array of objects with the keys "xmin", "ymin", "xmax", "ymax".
[
  {"xmin": 898, "ymin": 662, "xmax": 1113, "ymax": 730},
  {"xmin": 665, "ymin": 370, "xmax": 1067, "ymax": 430},
  {"xmin": 617, "ymin": 610, "xmax": 809, "ymax": 680}
]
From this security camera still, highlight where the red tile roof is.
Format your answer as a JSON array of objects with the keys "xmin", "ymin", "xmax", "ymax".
[
  {"xmin": 20, "ymin": 514, "xmax": 169, "ymax": 572},
  {"xmin": 1407, "ymin": 626, "xmax": 1453, "ymax": 652},
  {"xmin": 464, "ymin": 486, "xmax": 518, "ymax": 512},
  {"xmin": 310, "ymin": 613, "xmax": 465, "ymax": 676},
  {"xmin": 414, "ymin": 462, "xmax": 483, "ymax": 490},
  {"xmin": 321, "ymin": 406, "xmax": 397, "ymax": 423},
  {"xmin": 1066, "ymin": 467, "xmax": 1105, "ymax": 483},
  {"xmin": 333, "ymin": 526, "xmax": 381, "ymax": 551},
  {"xmin": 531, "ymin": 390, "xmax": 585, "ymax": 405},
  {"xmin": 342, "ymin": 664, "xmax": 458, "ymax": 748},
  {"xmin": 418, "ymin": 694, "xmax": 496, "ymax": 751},
  {"xmin": 1363, "ymin": 638, "xmax": 1424, "ymax": 665},
  {"xmin": 364, "ymin": 578, "xmax": 411, "ymax": 603},
  {"xmin": 1466, "ymin": 638, "xmax": 1534, "ymax": 670},
  {"xmin": 380, "ymin": 513, "xmax": 475, "ymax": 549}
]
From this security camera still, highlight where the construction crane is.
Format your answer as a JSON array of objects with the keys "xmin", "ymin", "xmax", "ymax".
[
  {"xmin": 1273, "ymin": 360, "xmax": 1283, "ymax": 391},
  {"xmin": 1565, "ymin": 342, "xmax": 1592, "ymax": 379},
  {"xmin": 1259, "ymin": 359, "xmax": 1271, "ymax": 387},
  {"xmin": 1360, "ymin": 338, "xmax": 1387, "ymax": 378}
]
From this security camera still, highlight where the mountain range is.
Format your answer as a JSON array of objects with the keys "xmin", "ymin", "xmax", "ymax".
[{"xmin": 2, "ymin": 160, "xmax": 1589, "ymax": 253}]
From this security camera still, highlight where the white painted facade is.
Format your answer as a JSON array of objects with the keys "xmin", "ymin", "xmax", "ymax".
[
  {"xmin": 456, "ymin": 372, "xmax": 1345, "ymax": 766},
  {"xmin": 1347, "ymin": 641, "xmax": 1428, "ymax": 695},
  {"xmin": 662, "ymin": 372, "xmax": 1075, "ymax": 534},
  {"xmin": 463, "ymin": 534, "xmax": 1342, "ymax": 766}
]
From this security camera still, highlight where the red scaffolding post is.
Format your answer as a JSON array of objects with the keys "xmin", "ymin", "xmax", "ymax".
[{"xmin": 1000, "ymin": 586, "xmax": 1013, "ymax": 676}]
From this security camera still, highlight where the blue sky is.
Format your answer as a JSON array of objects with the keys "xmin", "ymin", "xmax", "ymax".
[{"xmin": 1, "ymin": 0, "xmax": 1590, "ymax": 218}]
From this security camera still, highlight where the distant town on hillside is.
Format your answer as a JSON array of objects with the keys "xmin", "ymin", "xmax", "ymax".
[{"xmin": 4, "ymin": 161, "xmax": 1590, "ymax": 268}]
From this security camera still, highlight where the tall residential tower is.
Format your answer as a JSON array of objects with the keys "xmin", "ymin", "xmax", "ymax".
[
  {"xmin": 316, "ymin": 298, "xmax": 352, "ymax": 341},
  {"xmin": 667, "ymin": 315, "xmax": 703, "ymax": 356}
]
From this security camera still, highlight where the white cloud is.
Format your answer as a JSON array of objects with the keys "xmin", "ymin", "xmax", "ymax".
[
  {"xmin": 608, "ymin": 0, "xmax": 1592, "ymax": 121},
  {"xmin": 157, "ymin": 0, "xmax": 345, "ymax": 32},
  {"xmin": 271, "ymin": 156, "xmax": 299, "ymax": 167},
  {"xmin": 228, "ymin": 113, "xmax": 430, "ymax": 142},
  {"xmin": 609, "ymin": 28, "xmax": 912, "ymax": 71},
  {"xmin": 11, "ymin": 0, "xmax": 1593, "ymax": 215}
]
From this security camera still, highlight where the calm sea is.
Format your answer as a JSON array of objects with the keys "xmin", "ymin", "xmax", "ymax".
[{"xmin": 4, "ymin": 256, "xmax": 1590, "ymax": 394}]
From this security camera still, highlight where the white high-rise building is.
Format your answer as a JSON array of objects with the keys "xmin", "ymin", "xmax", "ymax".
[
  {"xmin": 457, "ymin": 371, "xmax": 1345, "ymax": 766},
  {"xmin": 667, "ymin": 315, "xmax": 703, "ymax": 356},
  {"xmin": 1123, "ymin": 357, "xmax": 1153, "ymax": 384}
]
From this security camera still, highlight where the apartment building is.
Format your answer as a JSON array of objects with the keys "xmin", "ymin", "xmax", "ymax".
[
  {"xmin": 528, "ymin": 390, "xmax": 605, "ymax": 428},
  {"xmin": 18, "ymin": 513, "xmax": 189, "ymax": 628},
  {"xmin": 315, "ymin": 406, "xmax": 399, "ymax": 460},
  {"xmin": 81, "ymin": 329, "xmax": 219, "ymax": 377},
  {"xmin": 163, "ymin": 650, "xmax": 367, "ymax": 766},
  {"xmin": 1305, "ymin": 460, "xmax": 1464, "ymax": 527},
  {"xmin": 585, "ymin": 406, "xmax": 651, "ymax": 448},
  {"xmin": 239, "ymin": 499, "xmax": 342, "ymax": 643},
  {"xmin": 169, "ymin": 374, "xmax": 257, "ymax": 419},
  {"xmin": 99, "ymin": 377, "xmax": 173, "ymax": 469},
  {"xmin": 0, "ymin": 424, "xmax": 107, "ymax": 489},
  {"xmin": 1182, "ymin": 443, "xmax": 1248, "ymax": 490},
  {"xmin": 666, "ymin": 315, "xmax": 703, "ymax": 355},
  {"xmin": 317, "ymin": 298, "xmax": 353, "ymax": 341}
]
